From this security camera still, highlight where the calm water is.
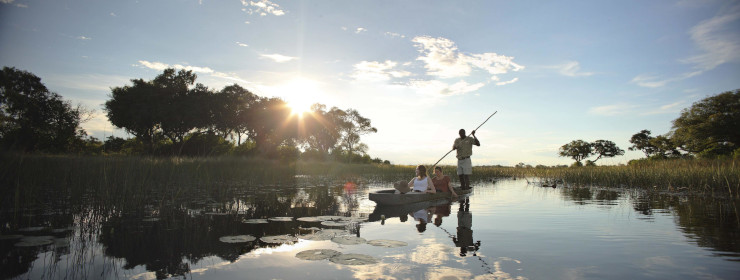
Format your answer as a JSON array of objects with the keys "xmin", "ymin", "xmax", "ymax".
[{"xmin": 1, "ymin": 179, "xmax": 739, "ymax": 279}]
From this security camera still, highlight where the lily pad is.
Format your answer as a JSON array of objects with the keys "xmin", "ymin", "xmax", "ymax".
[
  {"xmin": 260, "ymin": 234, "xmax": 298, "ymax": 244},
  {"xmin": 242, "ymin": 219, "xmax": 269, "ymax": 224},
  {"xmin": 295, "ymin": 249, "xmax": 342, "ymax": 260},
  {"xmin": 268, "ymin": 217, "xmax": 294, "ymax": 222},
  {"xmin": 329, "ymin": 253, "xmax": 378, "ymax": 265},
  {"xmin": 318, "ymin": 229, "xmax": 348, "ymax": 237},
  {"xmin": 296, "ymin": 217, "xmax": 322, "ymax": 222},
  {"xmin": 142, "ymin": 218, "xmax": 160, "ymax": 222},
  {"xmin": 51, "ymin": 227, "xmax": 75, "ymax": 233},
  {"xmin": 321, "ymin": 221, "xmax": 350, "ymax": 227},
  {"xmin": 14, "ymin": 236, "xmax": 54, "ymax": 247},
  {"xmin": 316, "ymin": 215, "xmax": 347, "ymax": 221},
  {"xmin": 331, "ymin": 235, "xmax": 367, "ymax": 245},
  {"xmin": 18, "ymin": 227, "xmax": 45, "ymax": 232},
  {"xmin": 367, "ymin": 239, "xmax": 408, "ymax": 248},
  {"xmin": 0, "ymin": 235, "xmax": 24, "ymax": 240},
  {"xmin": 219, "ymin": 235, "xmax": 257, "ymax": 243}
]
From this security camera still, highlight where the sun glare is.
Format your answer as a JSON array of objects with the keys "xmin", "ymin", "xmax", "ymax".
[{"xmin": 278, "ymin": 77, "xmax": 322, "ymax": 116}]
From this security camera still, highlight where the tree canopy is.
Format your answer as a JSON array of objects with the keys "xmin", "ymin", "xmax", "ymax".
[
  {"xmin": 670, "ymin": 89, "xmax": 740, "ymax": 157},
  {"xmin": 0, "ymin": 67, "xmax": 85, "ymax": 152}
]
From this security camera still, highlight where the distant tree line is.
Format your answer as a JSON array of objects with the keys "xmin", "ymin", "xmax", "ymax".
[
  {"xmin": 1, "ymin": 66, "xmax": 388, "ymax": 164},
  {"xmin": 559, "ymin": 89, "xmax": 740, "ymax": 166}
]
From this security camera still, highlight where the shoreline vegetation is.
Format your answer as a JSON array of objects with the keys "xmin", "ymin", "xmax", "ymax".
[{"xmin": 2, "ymin": 154, "xmax": 738, "ymax": 200}]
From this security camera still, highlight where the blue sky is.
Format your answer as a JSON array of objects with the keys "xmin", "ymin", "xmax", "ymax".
[{"xmin": 1, "ymin": 0, "xmax": 738, "ymax": 166}]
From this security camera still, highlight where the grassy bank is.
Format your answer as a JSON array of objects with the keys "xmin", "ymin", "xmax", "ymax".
[
  {"xmin": 473, "ymin": 158, "xmax": 739, "ymax": 198},
  {"xmin": 2, "ymin": 154, "xmax": 738, "ymax": 199}
]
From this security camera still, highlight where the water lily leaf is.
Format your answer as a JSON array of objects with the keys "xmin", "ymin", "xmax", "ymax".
[
  {"xmin": 316, "ymin": 215, "xmax": 346, "ymax": 221},
  {"xmin": 331, "ymin": 235, "xmax": 366, "ymax": 245},
  {"xmin": 18, "ymin": 227, "xmax": 45, "ymax": 232},
  {"xmin": 295, "ymin": 249, "xmax": 342, "ymax": 260},
  {"xmin": 268, "ymin": 217, "xmax": 294, "ymax": 222},
  {"xmin": 367, "ymin": 239, "xmax": 408, "ymax": 248},
  {"xmin": 219, "ymin": 235, "xmax": 257, "ymax": 243},
  {"xmin": 242, "ymin": 219, "xmax": 269, "ymax": 224},
  {"xmin": 296, "ymin": 217, "xmax": 322, "ymax": 222},
  {"xmin": 142, "ymin": 218, "xmax": 160, "ymax": 222},
  {"xmin": 0, "ymin": 235, "xmax": 24, "ymax": 240},
  {"xmin": 321, "ymin": 221, "xmax": 350, "ymax": 227},
  {"xmin": 329, "ymin": 254, "xmax": 378, "ymax": 265},
  {"xmin": 14, "ymin": 236, "xmax": 54, "ymax": 247},
  {"xmin": 318, "ymin": 229, "xmax": 348, "ymax": 237},
  {"xmin": 260, "ymin": 234, "xmax": 298, "ymax": 244}
]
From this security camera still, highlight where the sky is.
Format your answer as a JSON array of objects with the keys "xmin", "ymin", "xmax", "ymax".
[{"xmin": 1, "ymin": 0, "xmax": 739, "ymax": 166}]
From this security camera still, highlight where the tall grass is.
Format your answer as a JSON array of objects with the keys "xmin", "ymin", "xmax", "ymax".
[{"xmin": 473, "ymin": 158, "xmax": 740, "ymax": 198}]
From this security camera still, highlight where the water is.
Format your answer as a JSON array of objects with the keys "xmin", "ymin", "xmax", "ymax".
[{"xmin": 1, "ymin": 179, "xmax": 738, "ymax": 279}]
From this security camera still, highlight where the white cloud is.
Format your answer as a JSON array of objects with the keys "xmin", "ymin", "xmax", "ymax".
[
  {"xmin": 407, "ymin": 80, "xmax": 484, "ymax": 96},
  {"xmin": 683, "ymin": 4, "xmax": 740, "ymax": 71},
  {"xmin": 633, "ymin": 5, "xmax": 739, "ymax": 88},
  {"xmin": 495, "ymin": 77, "xmax": 519, "ymax": 86},
  {"xmin": 135, "ymin": 60, "xmax": 251, "ymax": 88},
  {"xmin": 77, "ymin": 36, "xmax": 92, "ymax": 40},
  {"xmin": 46, "ymin": 73, "xmax": 131, "ymax": 91},
  {"xmin": 260, "ymin": 53, "xmax": 297, "ymax": 63},
  {"xmin": 110, "ymin": 12, "xmax": 116, "ymax": 17},
  {"xmin": 588, "ymin": 103, "xmax": 638, "ymax": 116},
  {"xmin": 385, "ymin": 32, "xmax": 405, "ymax": 38},
  {"xmin": 552, "ymin": 61, "xmax": 594, "ymax": 77},
  {"xmin": 241, "ymin": 0, "xmax": 285, "ymax": 16},
  {"xmin": 0, "ymin": 0, "xmax": 13, "ymax": 3},
  {"xmin": 236, "ymin": 42, "xmax": 249, "ymax": 47},
  {"xmin": 351, "ymin": 60, "xmax": 411, "ymax": 81},
  {"xmin": 355, "ymin": 27, "xmax": 367, "ymax": 34},
  {"xmin": 412, "ymin": 36, "xmax": 524, "ymax": 79},
  {"xmin": 137, "ymin": 60, "xmax": 214, "ymax": 73}
]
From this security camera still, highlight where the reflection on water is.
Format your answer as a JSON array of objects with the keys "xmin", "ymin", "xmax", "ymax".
[{"xmin": 1, "ymin": 179, "xmax": 739, "ymax": 279}]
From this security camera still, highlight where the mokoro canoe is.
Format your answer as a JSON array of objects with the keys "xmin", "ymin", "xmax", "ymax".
[{"xmin": 369, "ymin": 187, "xmax": 471, "ymax": 206}]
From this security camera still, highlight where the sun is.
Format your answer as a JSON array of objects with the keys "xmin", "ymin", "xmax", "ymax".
[
  {"xmin": 277, "ymin": 77, "xmax": 322, "ymax": 116},
  {"xmin": 288, "ymin": 99, "xmax": 313, "ymax": 116}
]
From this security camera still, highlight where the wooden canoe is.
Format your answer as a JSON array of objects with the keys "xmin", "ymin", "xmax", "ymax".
[{"xmin": 369, "ymin": 187, "xmax": 471, "ymax": 206}]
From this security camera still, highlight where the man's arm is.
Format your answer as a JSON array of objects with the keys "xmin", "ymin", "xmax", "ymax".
[{"xmin": 472, "ymin": 130, "xmax": 480, "ymax": 146}]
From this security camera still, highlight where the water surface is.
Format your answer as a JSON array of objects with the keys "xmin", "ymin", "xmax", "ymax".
[{"xmin": 1, "ymin": 179, "xmax": 738, "ymax": 279}]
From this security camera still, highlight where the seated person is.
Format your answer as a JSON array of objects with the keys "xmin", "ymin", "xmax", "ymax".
[{"xmin": 432, "ymin": 166, "xmax": 458, "ymax": 197}]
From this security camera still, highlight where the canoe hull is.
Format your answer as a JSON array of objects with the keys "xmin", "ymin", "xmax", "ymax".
[{"xmin": 369, "ymin": 187, "xmax": 471, "ymax": 206}]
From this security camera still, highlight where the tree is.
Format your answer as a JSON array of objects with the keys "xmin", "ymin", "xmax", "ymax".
[
  {"xmin": 558, "ymin": 140, "xmax": 592, "ymax": 164},
  {"xmin": 629, "ymin": 129, "xmax": 657, "ymax": 157},
  {"xmin": 671, "ymin": 89, "xmax": 740, "ymax": 157},
  {"xmin": 105, "ymin": 77, "xmax": 162, "ymax": 153},
  {"xmin": 211, "ymin": 84, "xmax": 258, "ymax": 145},
  {"xmin": 337, "ymin": 109, "xmax": 377, "ymax": 162},
  {"xmin": 250, "ymin": 97, "xmax": 295, "ymax": 156},
  {"xmin": 591, "ymin": 140, "xmax": 624, "ymax": 162},
  {"xmin": 0, "ymin": 66, "xmax": 84, "ymax": 152},
  {"xmin": 301, "ymin": 104, "xmax": 346, "ymax": 157}
]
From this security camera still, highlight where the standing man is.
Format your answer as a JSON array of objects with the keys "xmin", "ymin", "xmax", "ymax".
[{"xmin": 452, "ymin": 129, "xmax": 480, "ymax": 190}]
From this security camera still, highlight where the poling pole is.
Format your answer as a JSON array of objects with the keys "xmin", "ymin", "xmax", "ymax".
[{"xmin": 431, "ymin": 111, "xmax": 497, "ymax": 168}]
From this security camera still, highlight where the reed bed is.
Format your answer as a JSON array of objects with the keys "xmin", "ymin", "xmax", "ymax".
[{"xmin": 473, "ymin": 159, "xmax": 740, "ymax": 198}]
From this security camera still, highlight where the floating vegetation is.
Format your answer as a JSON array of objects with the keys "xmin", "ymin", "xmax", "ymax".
[
  {"xmin": 142, "ymin": 217, "xmax": 160, "ymax": 222},
  {"xmin": 316, "ymin": 215, "xmax": 347, "ymax": 221},
  {"xmin": 260, "ymin": 235, "xmax": 298, "ymax": 244},
  {"xmin": 367, "ymin": 239, "xmax": 408, "ymax": 248},
  {"xmin": 321, "ymin": 221, "xmax": 350, "ymax": 227},
  {"xmin": 219, "ymin": 235, "xmax": 257, "ymax": 243},
  {"xmin": 268, "ymin": 217, "xmax": 294, "ymax": 222},
  {"xmin": 296, "ymin": 217, "xmax": 322, "ymax": 222},
  {"xmin": 318, "ymin": 229, "xmax": 348, "ymax": 237},
  {"xmin": 51, "ymin": 226, "xmax": 75, "ymax": 233},
  {"xmin": 298, "ymin": 233, "xmax": 332, "ymax": 241},
  {"xmin": 242, "ymin": 219, "xmax": 269, "ymax": 224},
  {"xmin": 0, "ymin": 235, "xmax": 23, "ymax": 240},
  {"xmin": 295, "ymin": 249, "xmax": 342, "ymax": 260},
  {"xmin": 329, "ymin": 254, "xmax": 378, "ymax": 265},
  {"xmin": 18, "ymin": 226, "xmax": 45, "ymax": 232},
  {"xmin": 14, "ymin": 236, "xmax": 54, "ymax": 247},
  {"xmin": 331, "ymin": 236, "xmax": 366, "ymax": 245}
]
